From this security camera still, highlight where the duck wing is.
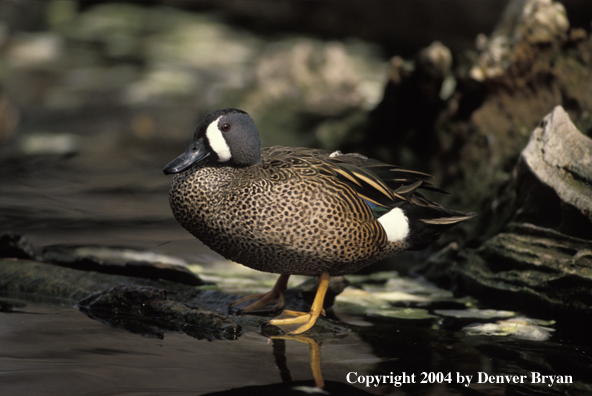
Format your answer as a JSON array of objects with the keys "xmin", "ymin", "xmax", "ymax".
[{"xmin": 261, "ymin": 147, "xmax": 432, "ymax": 207}]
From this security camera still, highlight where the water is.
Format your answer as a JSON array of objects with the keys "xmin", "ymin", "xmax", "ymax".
[
  {"xmin": 3, "ymin": 300, "xmax": 589, "ymax": 395},
  {"xmin": 0, "ymin": 304, "xmax": 404, "ymax": 395},
  {"xmin": 0, "ymin": 111, "xmax": 197, "ymax": 256},
  {"xmin": 1, "ymin": 304, "xmax": 313, "ymax": 395}
]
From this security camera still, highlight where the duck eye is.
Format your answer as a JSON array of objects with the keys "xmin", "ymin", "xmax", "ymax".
[{"xmin": 221, "ymin": 123, "xmax": 231, "ymax": 132}]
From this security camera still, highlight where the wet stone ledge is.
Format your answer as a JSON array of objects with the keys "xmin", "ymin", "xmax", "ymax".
[
  {"xmin": 0, "ymin": 256, "xmax": 350, "ymax": 341},
  {"xmin": 78, "ymin": 286, "xmax": 241, "ymax": 341},
  {"xmin": 420, "ymin": 224, "xmax": 592, "ymax": 319}
]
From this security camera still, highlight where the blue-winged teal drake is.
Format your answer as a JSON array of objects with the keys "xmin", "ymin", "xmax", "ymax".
[{"xmin": 164, "ymin": 108, "xmax": 475, "ymax": 334}]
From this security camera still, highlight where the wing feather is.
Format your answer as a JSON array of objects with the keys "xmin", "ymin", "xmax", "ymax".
[{"xmin": 260, "ymin": 146, "xmax": 474, "ymax": 223}]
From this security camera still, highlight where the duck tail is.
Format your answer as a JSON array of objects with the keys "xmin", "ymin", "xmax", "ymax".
[{"xmin": 397, "ymin": 196, "xmax": 476, "ymax": 251}]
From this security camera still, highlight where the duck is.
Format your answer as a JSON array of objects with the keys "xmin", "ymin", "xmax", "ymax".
[{"xmin": 163, "ymin": 108, "xmax": 475, "ymax": 335}]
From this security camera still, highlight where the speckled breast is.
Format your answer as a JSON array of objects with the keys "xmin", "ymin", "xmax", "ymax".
[{"xmin": 168, "ymin": 163, "xmax": 403, "ymax": 276}]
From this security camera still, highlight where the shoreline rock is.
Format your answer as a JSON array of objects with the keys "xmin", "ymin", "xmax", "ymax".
[{"xmin": 416, "ymin": 107, "xmax": 592, "ymax": 319}]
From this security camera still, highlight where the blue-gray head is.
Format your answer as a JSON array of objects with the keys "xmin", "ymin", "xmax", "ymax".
[{"xmin": 163, "ymin": 108, "xmax": 261, "ymax": 175}]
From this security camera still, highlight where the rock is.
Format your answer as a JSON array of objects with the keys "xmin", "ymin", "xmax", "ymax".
[
  {"xmin": 0, "ymin": 232, "xmax": 39, "ymax": 260},
  {"xmin": 246, "ymin": 41, "xmax": 369, "ymax": 116},
  {"xmin": 6, "ymin": 32, "xmax": 64, "ymax": 69},
  {"xmin": 239, "ymin": 39, "xmax": 385, "ymax": 149},
  {"xmin": 0, "ymin": 234, "xmax": 206, "ymax": 286},
  {"xmin": 0, "ymin": 256, "xmax": 351, "ymax": 339},
  {"xmin": 422, "ymin": 0, "xmax": 592, "ymax": 241},
  {"xmin": 0, "ymin": 258, "xmax": 141, "ymax": 303},
  {"xmin": 361, "ymin": 41, "xmax": 453, "ymax": 166},
  {"xmin": 416, "ymin": 107, "xmax": 592, "ymax": 319},
  {"xmin": 462, "ymin": 317, "xmax": 555, "ymax": 341},
  {"xmin": 417, "ymin": 41, "xmax": 453, "ymax": 81},
  {"xmin": 41, "ymin": 245, "xmax": 206, "ymax": 286},
  {"xmin": 419, "ymin": 224, "xmax": 592, "ymax": 319},
  {"xmin": 470, "ymin": 0, "xmax": 569, "ymax": 82},
  {"xmin": 517, "ymin": 106, "xmax": 592, "ymax": 238},
  {"xmin": 1, "ymin": 1, "xmax": 388, "ymax": 153},
  {"xmin": 18, "ymin": 132, "xmax": 81, "ymax": 156},
  {"xmin": 353, "ymin": 0, "xmax": 587, "ymax": 232},
  {"xmin": 78, "ymin": 286, "xmax": 241, "ymax": 340}
]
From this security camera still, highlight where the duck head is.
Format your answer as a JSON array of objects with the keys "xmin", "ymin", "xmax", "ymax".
[{"xmin": 163, "ymin": 108, "xmax": 261, "ymax": 174}]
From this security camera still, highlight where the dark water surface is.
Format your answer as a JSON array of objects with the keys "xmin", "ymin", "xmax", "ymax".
[
  {"xmin": 2, "ymin": 300, "xmax": 589, "ymax": 396},
  {"xmin": 0, "ymin": 118, "xmax": 203, "ymax": 258},
  {"xmin": 1, "ymin": 304, "xmax": 322, "ymax": 395}
]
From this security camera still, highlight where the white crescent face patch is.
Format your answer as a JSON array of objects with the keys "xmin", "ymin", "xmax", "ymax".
[{"xmin": 206, "ymin": 116, "xmax": 231, "ymax": 162}]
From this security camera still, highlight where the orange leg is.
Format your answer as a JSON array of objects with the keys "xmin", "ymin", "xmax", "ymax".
[
  {"xmin": 268, "ymin": 271, "xmax": 330, "ymax": 335},
  {"xmin": 229, "ymin": 274, "xmax": 290, "ymax": 313}
]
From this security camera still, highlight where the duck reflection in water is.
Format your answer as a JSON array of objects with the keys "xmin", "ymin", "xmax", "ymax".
[{"xmin": 270, "ymin": 335, "xmax": 325, "ymax": 389}]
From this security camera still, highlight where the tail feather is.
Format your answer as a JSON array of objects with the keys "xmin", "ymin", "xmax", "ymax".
[
  {"xmin": 394, "ymin": 180, "xmax": 423, "ymax": 195},
  {"xmin": 420, "ymin": 214, "xmax": 476, "ymax": 225},
  {"xmin": 398, "ymin": 202, "xmax": 475, "ymax": 251}
]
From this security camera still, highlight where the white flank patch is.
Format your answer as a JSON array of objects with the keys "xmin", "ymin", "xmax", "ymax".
[
  {"xmin": 378, "ymin": 207, "xmax": 409, "ymax": 242},
  {"xmin": 206, "ymin": 116, "xmax": 231, "ymax": 162}
]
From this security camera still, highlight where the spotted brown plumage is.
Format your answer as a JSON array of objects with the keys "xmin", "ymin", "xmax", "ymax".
[{"xmin": 164, "ymin": 108, "xmax": 475, "ymax": 334}]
